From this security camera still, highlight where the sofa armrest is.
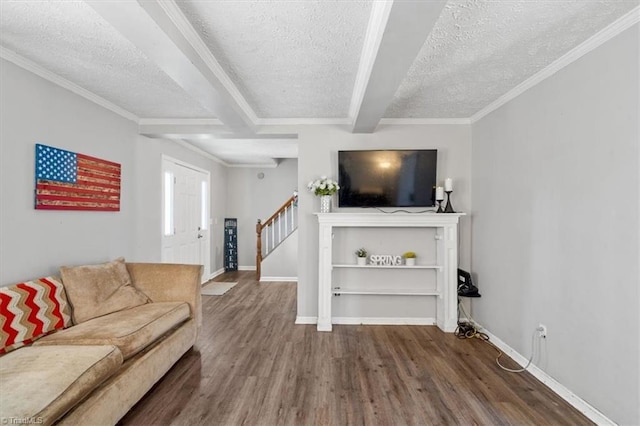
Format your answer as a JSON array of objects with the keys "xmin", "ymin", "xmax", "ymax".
[{"xmin": 125, "ymin": 263, "xmax": 202, "ymax": 330}]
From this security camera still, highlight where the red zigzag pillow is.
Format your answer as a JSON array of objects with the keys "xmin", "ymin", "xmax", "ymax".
[{"xmin": 0, "ymin": 277, "xmax": 72, "ymax": 354}]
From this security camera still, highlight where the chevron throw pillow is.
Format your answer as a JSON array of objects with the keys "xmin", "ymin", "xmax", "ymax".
[{"xmin": 0, "ymin": 277, "xmax": 72, "ymax": 354}]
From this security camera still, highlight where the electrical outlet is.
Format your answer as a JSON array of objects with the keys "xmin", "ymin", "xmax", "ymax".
[{"xmin": 537, "ymin": 324, "xmax": 547, "ymax": 338}]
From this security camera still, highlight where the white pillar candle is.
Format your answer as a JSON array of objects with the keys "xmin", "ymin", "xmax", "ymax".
[
  {"xmin": 444, "ymin": 178, "xmax": 453, "ymax": 192},
  {"xmin": 435, "ymin": 186, "xmax": 444, "ymax": 201}
]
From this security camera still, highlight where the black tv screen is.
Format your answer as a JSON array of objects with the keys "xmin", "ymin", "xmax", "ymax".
[{"xmin": 338, "ymin": 150, "xmax": 437, "ymax": 208}]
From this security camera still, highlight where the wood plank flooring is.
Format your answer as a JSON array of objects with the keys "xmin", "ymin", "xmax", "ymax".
[{"xmin": 121, "ymin": 271, "xmax": 591, "ymax": 426}]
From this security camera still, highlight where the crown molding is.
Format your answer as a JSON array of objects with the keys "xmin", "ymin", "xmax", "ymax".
[
  {"xmin": 157, "ymin": 0, "xmax": 259, "ymax": 126},
  {"xmin": 348, "ymin": 0, "xmax": 394, "ymax": 122},
  {"xmin": 0, "ymin": 47, "xmax": 139, "ymax": 123},
  {"xmin": 138, "ymin": 118, "xmax": 224, "ymax": 126},
  {"xmin": 379, "ymin": 118, "xmax": 471, "ymax": 125},
  {"xmin": 470, "ymin": 6, "xmax": 640, "ymax": 124}
]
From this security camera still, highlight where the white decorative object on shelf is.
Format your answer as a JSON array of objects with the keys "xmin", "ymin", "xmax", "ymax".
[
  {"xmin": 355, "ymin": 248, "xmax": 368, "ymax": 265},
  {"xmin": 320, "ymin": 195, "xmax": 331, "ymax": 213},
  {"xmin": 369, "ymin": 255, "xmax": 402, "ymax": 266},
  {"xmin": 307, "ymin": 176, "xmax": 339, "ymax": 213},
  {"xmin": 403, "ymin": 251, "xmax": 417, "ymax": 266},
  {"xmin": 444, "ymin": 178, "xmax": 453, "ymax": 192}
]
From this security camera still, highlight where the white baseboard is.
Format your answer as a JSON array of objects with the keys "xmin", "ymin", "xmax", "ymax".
[
  {"xmin": 480, "ymin": 327, "xmax": 615, "ymax": 426},
  {"xmin": 238, "ymin": 266, "xmax": 256, "ymax": 271},
  {"xmin": 208, "ymin": 268, "xmax": 224, "ymax": 280},
  {"xmin": 260, "ymin": 276, "xmax": 298, "ymax": 282},
  {"xmin": 294, "ymin": 316, "xmax": 436, "ymax": 326},
  {"xmin": 295, "ymin": 316, "xmax": 318, "ymax": 325},
  {"xmin": 333, "ymin": 317, "xmax": 436, "ymax": 326}
]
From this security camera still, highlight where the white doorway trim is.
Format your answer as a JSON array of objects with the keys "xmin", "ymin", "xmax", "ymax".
[{"xmin": 161, "ymin": 155, "xmax": 211, "ymax": 282}]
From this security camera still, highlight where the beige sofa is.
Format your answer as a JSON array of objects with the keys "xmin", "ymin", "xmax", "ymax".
[{"xmin": 0, "ymin": 262, "xmax": 202, "ymax": 426}]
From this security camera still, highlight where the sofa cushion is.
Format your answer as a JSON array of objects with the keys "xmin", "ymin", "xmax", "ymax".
[
  {"xmin": 60, "ymin": 257, "xmax": 150, "ymax": 324},
  {"xmin": 34, "ymin": 302, "xmax": 190, "ymax": 359},
  {"xmin": 0, "ymin": 345, "xmax": 122, "ymax": 425},
  {"xmin": 0, "ymin": 277, "xmax": 72, "ymax": 354}
]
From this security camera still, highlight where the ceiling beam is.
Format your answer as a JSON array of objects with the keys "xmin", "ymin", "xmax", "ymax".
[
  {"xmin": 350, "ymin": 0, "xmax": 447, "ymax": 133},
  {"xmin": 139, "ymin": 123, "xmax": 231, "ymax": 140},
  {"xmin": 139, "ymin": 122, "xmax": 297, "ymax": 141},
  {"xmin": 86, "ymin": 0, "xmax": 257, "ymax": 133}
]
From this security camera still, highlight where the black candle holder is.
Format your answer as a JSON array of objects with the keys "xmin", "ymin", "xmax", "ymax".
[
  {"xmin": 436, "ymin": 200, "xmax": 444, "ymax": 213},
  {"xmin": 444, "ymin": 190, "xmax": 455, "ymax": 213}
]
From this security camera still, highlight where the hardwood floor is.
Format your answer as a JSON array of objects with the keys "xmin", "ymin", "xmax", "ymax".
[{"xmin": 122, "ymin": 271, "xmax": 591, "ymax": 426}]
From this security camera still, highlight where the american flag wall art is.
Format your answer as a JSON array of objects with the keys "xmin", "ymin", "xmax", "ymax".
[{"xmin": 34, "ymin": 144, "xmax": 121, "ymax": 211}]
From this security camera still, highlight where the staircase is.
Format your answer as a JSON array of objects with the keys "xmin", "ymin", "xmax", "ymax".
[{"xmin": 256, "ymin": 195, "xmax": 298, "ymax": 281}]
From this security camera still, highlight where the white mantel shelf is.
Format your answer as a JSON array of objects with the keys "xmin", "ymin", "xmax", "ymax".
[
  {"xmin": 315, "ymin": 212, "xmax": 465, "ymax": 226},
  {"xmin": 315, "ymin": 212, "xmax": 465, "ymax": 333}
]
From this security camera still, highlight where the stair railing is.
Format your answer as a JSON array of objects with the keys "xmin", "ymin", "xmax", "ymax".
[{"xmin": 256, "ymin": 195, "xmax": 297, "ymax": 281}]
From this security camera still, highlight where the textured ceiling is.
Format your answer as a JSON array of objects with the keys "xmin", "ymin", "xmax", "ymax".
[
  {"xmin": 177, "ymin": 0, "xmax": 372, "ymax": 118},
  {"xmin": 386, "ymin": 0, "xmax": 638, "ymax": 118},
  {"xmin": 0, "ymin": 0, "xmax": 636, "ymax": 164},
  {"xmin": 0, "ymin": 0, "xmax": 214, "ymax": 119}
]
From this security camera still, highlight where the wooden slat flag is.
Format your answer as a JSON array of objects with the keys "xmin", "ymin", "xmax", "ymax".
[{"xmin": 34, "ymin": 144, "xmax": 121, "ymax": 211}]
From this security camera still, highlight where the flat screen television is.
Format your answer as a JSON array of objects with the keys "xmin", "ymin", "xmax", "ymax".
[{"xmin": 338, "ymin": 150, "xmax": 437, "ymax": 208}]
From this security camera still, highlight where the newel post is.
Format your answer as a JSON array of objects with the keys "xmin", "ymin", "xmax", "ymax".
[{"xmin": 256, "ymin": 219, "xmax": 262, "ymax": 281}]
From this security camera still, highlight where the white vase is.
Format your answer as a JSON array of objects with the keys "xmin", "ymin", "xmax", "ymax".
[
  {"xmin": 320, "ymin": 195, "xmax": 331, "ymax": 213},
  {"xmin": 357, "ymin": 257, "xmax": 367, "ymax": 266},
  {"xmin": 405, "ymin": 258, "xmax": 416, "ymax": 266}
]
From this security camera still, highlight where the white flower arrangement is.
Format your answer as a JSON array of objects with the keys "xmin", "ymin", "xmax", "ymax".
[{"xmin": 307, "ymin": 176, "xmax": 340, "ymax": 196}]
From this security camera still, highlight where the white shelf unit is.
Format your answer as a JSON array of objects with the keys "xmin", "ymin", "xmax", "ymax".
[{"xmin": 316, "ymin": 212, "xmax": 464, "ymax": 333}]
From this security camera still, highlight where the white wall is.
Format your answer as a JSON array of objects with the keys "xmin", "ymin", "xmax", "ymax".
[
  {"xmin": 132, "ymin": 138, "xmax": 228, "ymax": 277},
  {"xmin": 0, "ymin": 59, "xmax": 229, "ymax": 285},
  {"xmin": 226, "ymin": 159, "xmax": 298, "ymax": 268},
  {"xmin": 297, "ymin": 124, "xmax": 472, "ymax": 319},
  {"xmin": 261, "ymin": 231, "xmax": 298, "ymax": 279},
  {"xmin": 0, "ymin": 59, "xmax": 137, "ymax": 285},
  {"xmin": 471, "ymin": 25, "xmax": 639, "ymax": 425}
]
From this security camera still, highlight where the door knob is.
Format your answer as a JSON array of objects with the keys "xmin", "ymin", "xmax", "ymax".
[{"xmin": 197, "ymin": 234, "xmax": 203, "ymax": 239}]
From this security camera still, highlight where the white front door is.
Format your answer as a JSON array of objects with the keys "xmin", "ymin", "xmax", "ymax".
[{"xmin": 162, "ymin": 157, "xmax": 210, "ymax": 283}]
